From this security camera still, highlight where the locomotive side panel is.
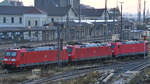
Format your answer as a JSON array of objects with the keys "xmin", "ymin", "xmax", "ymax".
[
  {"xmin": 71, "ymin": 46, "xmax": 112, "ymax": 62},
  {"xmin": 116, "ymin": 41, "xmax": 148, "ymax": 57},
  {"xmin": 19, "ymin": 50, "xmax": 58, "ymax": 67}
]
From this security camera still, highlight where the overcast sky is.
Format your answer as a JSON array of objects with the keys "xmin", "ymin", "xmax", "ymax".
[{"xmin": 0, "ymin": 0, "xmax": 150, "ymax": 14}]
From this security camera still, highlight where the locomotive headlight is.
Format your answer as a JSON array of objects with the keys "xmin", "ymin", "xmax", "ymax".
[
  {"xmin": 11, "ymin": 59, "xmax": 16, "ymax": 62},
  {"xmin": 3, "ymin": 58, "xmax": 8, "ymax": 61}
]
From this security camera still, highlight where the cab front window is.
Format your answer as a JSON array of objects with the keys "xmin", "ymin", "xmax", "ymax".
[{"xmin": 5, "ymin": 52, "xmax": 17, "ymax": 57}]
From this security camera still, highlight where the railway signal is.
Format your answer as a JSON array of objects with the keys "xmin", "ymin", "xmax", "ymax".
[{"xmin": 50, "ymin": 22, "xmax": 64, "ymax": 67}]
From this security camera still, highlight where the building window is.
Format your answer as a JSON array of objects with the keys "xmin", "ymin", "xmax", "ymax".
[
  {"xmin": 51, "ymin": 18, "xmax": 54, "ymax": 22},
  {"xmin": 3, "ymin": 17, "xmax": 6, "ymax": 23},
  {"xmin": 28, "ymin": 20, "xmax": 31, "ymax": 26},
  {"xmin": 19, "ymin": 17, "xmax": 22, "ymax": 24},
  {"xmin": 35, "ymin": 20, "xmax": 38, "ymax": 26},
  {"xmin": 11, "ymin": 17, "xmax": 14, "ymax": 23}
]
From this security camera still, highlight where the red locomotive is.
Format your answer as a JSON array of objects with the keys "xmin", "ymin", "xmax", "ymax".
[
  {"xmin": 111, "ymin": 41, "xmax": 149, "ymax": 57},
  {"xmin": 67, "ymin": 43, "xmax": 112, "ymax": 62},
  {"xmin": 3, "ymin": 46, "xmax": 68, "ymax": 69},
  {"xmin": 2, "ymin": 40, "xmax": 149, "ymax": 69}
]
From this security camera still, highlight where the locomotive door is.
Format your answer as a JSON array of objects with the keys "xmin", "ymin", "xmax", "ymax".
[
  {"xmin": 20, "ymin": 52, "xmax": 27, "ymax": 65},
  {"xmin": 68, "ymin": 47, "xmax": 73, "ymax": 62},
  {"xmin": 111, "ymin": 43, "xmax": 120, "ymax": 57}
]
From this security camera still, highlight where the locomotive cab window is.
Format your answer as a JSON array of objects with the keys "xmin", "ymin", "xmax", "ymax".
[
  {"xmin": 11, "ymin": 52, "xmax": 17, "ymax": 57},
  {"xmin": 5, "ymin": 52, "xmax": 11, "ymax": 56},
  {"xmin": 5, "ymin": 51, "xmax": 17, "ymax": 57}
]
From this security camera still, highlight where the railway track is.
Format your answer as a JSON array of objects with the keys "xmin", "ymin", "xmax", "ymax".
[
  {"xmin": 127, "ymin": 52, "xmax": 150, "ymax": 72},
  {"xmin": 0, "ymin": 57, "xmax": 143, "ymax": 78},
  {"xmin": 110, "ymin": 60, "xmax": 150, "ymax": 84},
  {"xmin": 0, "ymin": 69, "xmax": 32, "ymax": 79},
  {"xmin": 21, "ymin": 58, "xmax": 150, "ymax": 84},
  {"xmin": 129, "ymin": 60, "xmax": 150, "ymax": 71}
]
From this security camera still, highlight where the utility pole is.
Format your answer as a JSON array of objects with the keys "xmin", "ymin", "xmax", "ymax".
[
  {"xmin": 143, "ymin": 0, "xmax": 146, "ymax": 23},
  {"xmin": 79, "ymin": 0, "xmax": 81, "ymax": 25},
  {"xmin": 57, "ymin": 25, "xmax": 61, "ymax": 67},
  {"xmin": 56, "ymin": 23, "xmax": 64, "ymax": 67},
  {"xmin": 104, "ymin": 0, "xmax": 108, "ymax": 42},
  {"xmin": 66, "ymin": 0, "xmax": 70, "ymax": 27},
  {"xmin": 105, "ymin": 0, "xmax": 107, "ymax": 23},
  {"xmin": 66, "ymin": 0, "xmax": 70, "ymax": 41},
  {"xmin": 138, "ymin": 0, "xmax": 141, "ymax": 24},
  {"xmin": 120, "ymin": 2, "xmax": 124, "ymax": 41},
  {"xmin": 143, "ymin": 0, "xmax": 146, "ymax": 59},
  {"xmin": 113, "ymin": 8, "xmax": 116, "ymax": 34}
]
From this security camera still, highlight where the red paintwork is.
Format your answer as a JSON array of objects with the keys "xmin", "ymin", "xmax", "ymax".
[
  {"xmin": 3, "ymin": 48, "xmax": 68, "ymax": 68},
  {"xmin": 112, "ymin": 41, "xmax": 149, "ymax": 57},
  {"xmin": 19, "ymin": 50, "xmax": 68, "ymax": 66},
  {"xmin": 69, "ymin": 44, "xmax": 112, "ymax": 61}
]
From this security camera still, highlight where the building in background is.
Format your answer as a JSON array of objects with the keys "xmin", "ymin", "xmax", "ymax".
[
  {"xmin": 44, "ymin": 7, "xmax": 77, "ymax": 23},
  {"xmin": 35, "ymin": 0, "xmax": 60, "ymax": 8},
  {"xmin": 60, "ymin": 0, "xmax": 80, "ymax": 11},
  {"xmin": 80, "ymin": 9, "xmax": 106, "ymax": 20},
  {"xmin": 35, "ymin": 0, "xmax": 78, "ymax": 23},
  {"xmin": 0, "ymin": 6, "xmax": 47, "ymax": 28},
  {"xmin": 35, "ymin": 0, "xmax": 79, "ymax": 10},
  {"xmin": 0, "ymin": 0, "xmax": 23, "ymax": 6}
]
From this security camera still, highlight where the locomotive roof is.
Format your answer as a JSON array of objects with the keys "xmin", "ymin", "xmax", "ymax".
[
  {"xmin": 6, "ymin": 46, "xmax": 59, "ymax": 52},
  {"xmin": 74, "ymin": 43, "xmax": 111, "ymax": 48},
  {"xmin": 121, "ymin": 41, "xmax": 145, "ymax": 44},
  {"xmin": 26, "ymin": 46, "xmax": 58, "ymax": 51}
]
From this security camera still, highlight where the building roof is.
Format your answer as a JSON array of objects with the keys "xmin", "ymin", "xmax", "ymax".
[
  {"xmin": 80, "ymin": 4, "xmax": 95, "ymax": 9},
  {"xmin": 35, "ymin": 0, "xmax": 60, "ymax": 8},
  {"xmin": 81, "ymin": 9, "xmax": 105, "ymax": 17},
  {"xmin": 0, "ymin": 6, "xmax": 46, "ymax": 15},
  {"xmin": 39, "ymin": 7, "xmax": 70, "ymax": 16}
]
